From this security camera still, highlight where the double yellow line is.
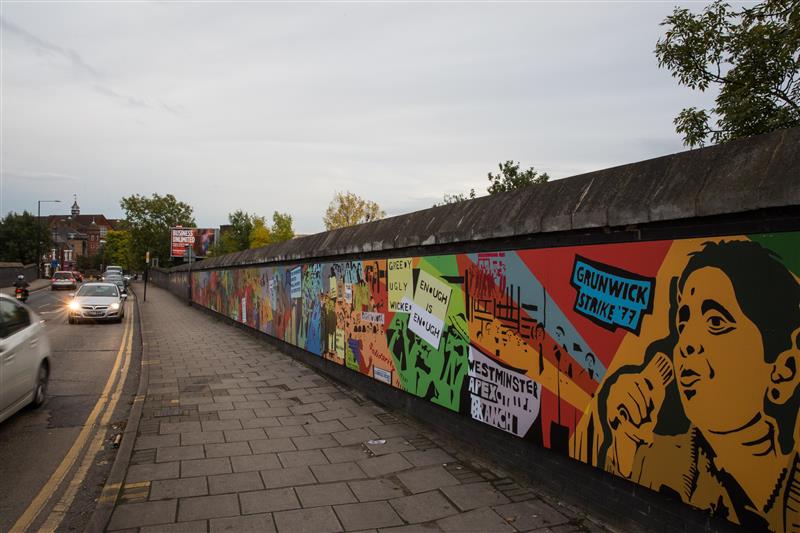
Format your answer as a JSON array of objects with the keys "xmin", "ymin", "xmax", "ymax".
[{"xmin": 11, "ymin": 306, "xmax": 135, "ymax": 533}]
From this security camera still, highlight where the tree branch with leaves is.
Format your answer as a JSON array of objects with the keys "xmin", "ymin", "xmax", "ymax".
[{"xmin": 656, "ymin": 0, "xmax": 800, "ymax": 147}]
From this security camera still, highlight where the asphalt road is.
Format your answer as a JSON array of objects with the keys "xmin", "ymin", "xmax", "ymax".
[{"xmin": 0, "ymin": 283, "xmax": 141, "ymax": 532}]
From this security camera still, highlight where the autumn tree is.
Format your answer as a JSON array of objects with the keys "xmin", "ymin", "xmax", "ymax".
[
  {"xmin": 656, "ymin": 0, "xmax": 800, "ymax": 147},
  {"xmin": 212, "ymin": 210, "xmax": 297, "ymax": 254},
  {"xmin": 249, "ymin": 217, "xmax": 271, "ymax": 249},
  {"xmin": 104, "ymin": 230, "xmax": 135, "ymax": 271},
  {"xmin": 120, "ymin": 193, "xmax": 195, "ymax": 269},
  {"xmin": 323, "ymin": 191, "xmax": 386, "ymax": 230}
]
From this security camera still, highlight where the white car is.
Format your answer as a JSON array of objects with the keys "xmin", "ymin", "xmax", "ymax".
[
  {"xmin": 0, "ymin": 294, "xmax": 51, "ymax": 423},
  {"xmin": 68, "ymin": 282, "xmax": 127, "ymax": 324}
]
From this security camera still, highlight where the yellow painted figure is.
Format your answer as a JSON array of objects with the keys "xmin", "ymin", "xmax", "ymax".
[{"xmin": 600, "ymin": 241, "xmax": 800, "ymax": 532}]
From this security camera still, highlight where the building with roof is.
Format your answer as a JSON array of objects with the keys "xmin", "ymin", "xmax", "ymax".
[{"xmin": 44, "ymin": 196, "xmax": 117, "ymax": 269}]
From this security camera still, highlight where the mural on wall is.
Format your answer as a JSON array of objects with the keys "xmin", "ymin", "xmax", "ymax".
[{"xmin": 190, "ymin": 232, "xmax": 800, "ymax": 533}]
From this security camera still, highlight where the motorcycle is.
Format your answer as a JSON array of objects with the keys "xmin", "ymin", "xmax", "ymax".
[{"xmin": 14, "ymin": 287, "xmax": 28, "ymax": 302}]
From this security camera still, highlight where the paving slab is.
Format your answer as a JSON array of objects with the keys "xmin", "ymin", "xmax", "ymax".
[
  {"xmin": 332, "ymin": 427, "xmax": 379, "ymax": 446},
  {"xmin": 274, "ymin": 505, "xmax": 343, "ymax": 533},
  {"xmin": 126, "ymin": 462, "xmax": 180, "ymax": 483},
  {"xmin": 440, "ymin": 482, "xmax": 510, "ymax": 511},
  {"xmin": 260, "ymin": 466, "xmax": 318, "ymax": 488},
  {"xmin": 278, "ymin": 449, "xmax": 329, "ymax": 468},
  {"xmin": 108, "ymin": 500, "xmax": 177, "ymax": 530},
  {"xmin": 322, "ymin": 445, "xmax": 371, "ymax": 464},
  {"xmin": 177, "ymin": 493, "xmax": 240, "ymax": 522},
  {"xmin": 310, "ymin": 462, "xmax": 367, "ymax": 483},
  {"xmin": 389, "ymin": 491, "xmax": 459, "ymax": 523},
  {"xmin": 401, "ymin": 449, "xmax": 455, "ymax": 467},
  {"xmin": 250, "ymin": 437, "xmax": 296, "ymax": 454},
  {"xmin": 181, "ymin": 457, "xmax": 232, "ymax": 478},
  {"xmin": 357, "ymin": 453, "xmax": 414, "ymax": 478},
  {"xmin": 436, "ymin": 507, "xmax": 515, "ymax": 532},
  {"xmin": 140, "ymin": 520, "xmax": 207, "ymax": 533},
  {"xmin": 231, "ymin": 452, "xmax": 281, "ymax": 472},
  {"xmin": 295, "ymin": 482, "xmax": 358, "ymax": 507},
  {"xmin": 208, "ymin": 471, "xmax": 264, "ymax": 494},
  {"xmin": 348, "ymin": 479, "xmax": 406, "ymax": 503},
  {"xmin": 210, "ymin": 512, "xmax": 276, "ymax": 533},
  {"xmin": 493, "ymin": 500, "xmax": 571, "ymax": 531},
  {"xmin": 334, "ymin": 501, "xmax": 404, "ymax": 530},
  {"xmin": 396, "ymin": 466, "xmax": 460, "ymax": 494},
  {"xmin": 239, "ymin": 487, "xmax": 301, "ymax": 514},
  {"xmin": 150, "ymin": 477, "xmax": 208, "ymax": 500}
]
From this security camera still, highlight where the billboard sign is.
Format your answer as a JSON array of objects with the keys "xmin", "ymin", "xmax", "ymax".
[{"xmin": 170, "ymin": 227, "xmax": 217, "ymax": 258}]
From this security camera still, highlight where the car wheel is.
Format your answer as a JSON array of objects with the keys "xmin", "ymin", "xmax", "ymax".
[{"xmin": 30, "ymin": 363, "xmax": 49, "ymax": 408}]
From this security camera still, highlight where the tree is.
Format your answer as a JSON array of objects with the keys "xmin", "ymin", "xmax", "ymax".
[
  {"xmin": 656, "ymin": 0, "xmax": 800, "ymax": 147},
  {"xmin": 486, "ymin": 161, "xmax": 549, "ymax": 194},
  {"xmin": 249, "ymin": 217, "xmax": 271, "ymax": 249},
  {"xmin": 225, "ymin": 210, "xmax": 255, "ymax": 252},
  {"xmin": 120, "ymin": 193, "xmax": 195, "ymax": 269},
  {"xmin": 104, "ymin": 230, "xmax": 135, "ymax": 271},
  {"xmin": 323, "ymin": 191, "xmax": 386, "ymax": 230},
  {"xmin": 270, "ymin": 211, "xmax": 295, "ymax": 243},
  {"xmin": 0, "ymin": 211, "xmax": 51, "ymax": 264},
  {"xmin": 434, "ymin": 189, "xmax": 477, "ymax": 207}
]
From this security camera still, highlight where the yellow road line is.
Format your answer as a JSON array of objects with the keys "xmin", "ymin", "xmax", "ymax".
[
  {"xmin": 10, "ymin": 310, "xmax": 133, "ymax": 533},
  {"xmin": 39, "ymin": 311, "xmax": 135, "ymax": 532}
]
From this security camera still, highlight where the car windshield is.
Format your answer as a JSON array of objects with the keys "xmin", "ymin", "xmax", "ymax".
[
  {"xmin": 54, "ymin": 272, "xmax": 73, "ymax": 279},
  {"xmin": 105, "ymin": 274, "xmax": 122, "ymax": 279},
  {"xmin": 77, "ymin": 285, "xmax": 119, "ymax": 297}
]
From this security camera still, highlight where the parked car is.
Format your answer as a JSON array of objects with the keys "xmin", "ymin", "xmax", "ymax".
[
  {"xmin": 71, "ymin": 271, "xmax": 84, "ymax": 282},
  {"xmin": 68, "ymin": 282, "xmax": 127, "ymax": 324},
  {"xmin": 0, "ymin": 294, "xmax": 51, "ymax": 423},
  {"xmin": 51, "ymin": 271, "xmax": 77, "ymax": 290}
]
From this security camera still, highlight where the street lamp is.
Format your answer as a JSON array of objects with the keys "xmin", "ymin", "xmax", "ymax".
[{"xmin": 37, "ymin": 200, "xmax": 61, "ymax": 279}]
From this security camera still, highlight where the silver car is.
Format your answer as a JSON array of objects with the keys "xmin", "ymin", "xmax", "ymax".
[
  {"xmin": 0, "ymin": 294, "xmax": 51, "ymax": 423},
  {"xmin": 102, "ymin": 273, "xmax": 126, "ymax": 294},
  {"xmin": 68, "ymin": 282, "xmax": 127, "ymax": 324}
]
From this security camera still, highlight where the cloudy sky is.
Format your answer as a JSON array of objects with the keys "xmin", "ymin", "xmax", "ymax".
[{"xmin": 1, "ymin": 1, "xmax": 716, "ymax": 234}]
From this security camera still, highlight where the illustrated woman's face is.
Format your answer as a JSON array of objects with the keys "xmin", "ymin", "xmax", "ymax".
[{"xmin": 674, "ymin": 267, "xmax": 770, "ymax": 433}]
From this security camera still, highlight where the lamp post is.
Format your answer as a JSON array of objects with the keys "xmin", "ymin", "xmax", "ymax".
[{"xmin": 37, "ymin": 200, "xmax": 61, "ymax": 279}]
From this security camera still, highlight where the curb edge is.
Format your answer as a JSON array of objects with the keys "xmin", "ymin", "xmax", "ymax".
[{"xmin": 83, "ymin": 284, "xmax": 149, "ymax": 533}]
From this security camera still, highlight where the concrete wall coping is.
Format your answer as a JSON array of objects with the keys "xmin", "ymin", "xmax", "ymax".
[{"xmin": 173, "ymin": 127, "xmax": 799, "ymax": 272}]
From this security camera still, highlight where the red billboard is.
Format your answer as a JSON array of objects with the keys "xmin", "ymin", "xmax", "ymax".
[{"xmin": 170, "ymin": 227, "xmax": 217, "ymax": 258}]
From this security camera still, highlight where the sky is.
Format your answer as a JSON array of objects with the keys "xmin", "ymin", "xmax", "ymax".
[{"xmin": 0, "ymin": 1, "xmax": 718, "ymax": 235}]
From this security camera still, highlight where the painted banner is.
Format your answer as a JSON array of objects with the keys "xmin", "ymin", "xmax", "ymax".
[{"xmin": 468, "ymin": 346, "xmax": 539, "ymax": 437}]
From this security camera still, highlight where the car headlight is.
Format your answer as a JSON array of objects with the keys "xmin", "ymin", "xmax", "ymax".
[
  {"xmin": 110, "ymin": 302, "xmax": 120, "ymax": 310},
  {"xmin": 69, "ymin": 301, "xmax": 81, "ymax": 311}
]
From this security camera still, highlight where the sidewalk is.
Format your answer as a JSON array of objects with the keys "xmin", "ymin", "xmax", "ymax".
[
  {"xmin": 106, "ymin": 283, "xmax": 610, "ymax": 533},
  {"xmin": 0, "ymin": 278, "xmax": 51, "ymax": 296}
]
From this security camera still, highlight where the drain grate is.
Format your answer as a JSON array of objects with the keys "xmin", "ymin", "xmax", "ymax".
[
  {"xmin": 405, "ymin": 435, "xmax": 437, "ymax": 450},
  {"xmin": 120, "ymin": 481, "xmax": 150, "ymax": 503},
  {"xmin": 492, "ymin": 477, "xmax": 537, "ymax": 502},
  {"xmin": 375, "ymin": 412, "xmax": 401, "ymax": 425},
  {"xmin": 130, "ymin": 449, "xmax": 156, "ymax": 465},
  {"xmin": 153, "ymin": 407, "xmax": 185, "ymax": 417}
]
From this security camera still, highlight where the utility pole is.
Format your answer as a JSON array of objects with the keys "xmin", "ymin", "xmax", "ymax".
[
  {"xmin": 186, "ymin": 243, "xmax": 193, "ymax": 305},
  {"xmin": 143, "ymin": 251, "xmax": 150, "ymax": 302},
  {"xmin": 37, "ymin": 199, "xmax": 60, "ymax": 278}
]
